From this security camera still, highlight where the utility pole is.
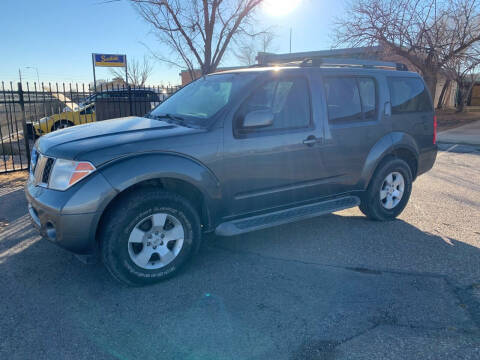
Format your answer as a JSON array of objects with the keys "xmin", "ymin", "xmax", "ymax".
[
  {"xmin": 18, "ymin": 69, "xmax": 22, "ymax": 83},
  {"xmin": 289, "ymin": 28, "xmax": 292, "ymax": 53}
]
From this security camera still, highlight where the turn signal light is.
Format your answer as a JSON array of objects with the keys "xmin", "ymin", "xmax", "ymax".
[{"xmin": 69, "ymin": 162, "xmax": 96, "ymax": 185}]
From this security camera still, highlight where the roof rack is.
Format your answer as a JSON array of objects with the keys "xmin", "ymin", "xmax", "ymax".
[
  {"xmin": 303, "ymin": 57, "xmax": 408, "ymax": 71},
  {"xmin": 254, "ymin": 57, "xmax": 408, "ymax": 71}
]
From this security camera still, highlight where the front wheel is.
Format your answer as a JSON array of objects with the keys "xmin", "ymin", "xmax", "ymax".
[
  {"xmin": 360, "ymin": 158, "xmax": 413, "ymax": 221},
  {"xmin": 100, "ymin": 189, "xmax": 201, "ymax": 286},
  {"xmin": 52, "ymin": 120, "xmax": 73, "ymax": 131}
]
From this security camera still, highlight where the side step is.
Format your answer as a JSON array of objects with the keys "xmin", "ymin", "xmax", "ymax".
[{"xmin": 215, "ymin": 196, "xmax": 360, "ymax": 236}]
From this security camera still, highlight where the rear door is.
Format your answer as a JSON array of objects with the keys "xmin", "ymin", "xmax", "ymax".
[{"xmin": 318, "ymin": 72, "xmax": 392, "ymax": 193}]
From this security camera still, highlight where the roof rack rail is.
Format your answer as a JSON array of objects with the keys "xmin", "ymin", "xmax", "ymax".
[
  {"xmin": 304, "ymin": 57, "xmax": 407, "ymax": 71},
  {"xmin": 259, "ymin": 57, "xmax": 408, "ymax": 71}
]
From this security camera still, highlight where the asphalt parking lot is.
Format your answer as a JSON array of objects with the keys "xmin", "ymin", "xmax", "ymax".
[{"xmin": 0, "ymin": 143, "xmax": 479, "ymax": 360}]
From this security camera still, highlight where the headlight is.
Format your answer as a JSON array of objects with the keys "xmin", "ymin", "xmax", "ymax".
[
  {"xmin": 48, "ymin": 159, "xmax": 96, "ymax": 191},
  {"xmin": 39, "ymin": 116, "xmax": 50, "ymax": 124}
]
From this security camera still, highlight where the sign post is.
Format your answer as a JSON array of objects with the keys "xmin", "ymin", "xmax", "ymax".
[{"xmin": 91, "ymin": 53, "xmax": 127, "ymax": 93}]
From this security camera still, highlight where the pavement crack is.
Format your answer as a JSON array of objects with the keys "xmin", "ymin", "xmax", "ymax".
[
  {"xmin": 446, "ymin": 279, "xmax": 480, "ymax": 330},
  {"xmin": 208, "ymin": 243, "xmax": 446, "ymax": 280},
  {"xmin": 291, "ymin": 324, "xmax": 380, "ymax": 360}
]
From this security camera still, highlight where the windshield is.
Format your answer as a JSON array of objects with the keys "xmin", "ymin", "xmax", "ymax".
[{"xmin": 150, "ymin": 73, "xmax": 256, "ymax": 125}]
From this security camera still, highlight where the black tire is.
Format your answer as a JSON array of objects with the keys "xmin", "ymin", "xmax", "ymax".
[
  {"xmin": 52, "ymin": 120, "xmax": 73, "ymax": 131},
  {"xmin": 360, "ymin": 158, "xmax": 413, "ymax": 221},
  {"xmin": 100, "ymin": 188, "xmax": 201, "ymax": 286}
]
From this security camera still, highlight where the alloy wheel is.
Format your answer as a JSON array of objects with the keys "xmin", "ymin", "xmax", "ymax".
[
  {"xmin": 127, "ymin": 212, "xmax": 185, "ymax": 270},
  {"xmin": 379, "ymin": 171, "xmax": 405, "ymax": 209}
]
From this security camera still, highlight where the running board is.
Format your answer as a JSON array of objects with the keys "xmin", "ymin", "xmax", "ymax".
[{"xmin": 215, "ymin": 196, "xmax": 360, "ymax": 236}]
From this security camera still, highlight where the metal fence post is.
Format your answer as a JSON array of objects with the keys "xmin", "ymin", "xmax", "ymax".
[
  {"xmin": 127, "ymin": 84, "xmax": 132, "ymax": 116},
  {"xmin": 18, "ymin": 82, "xmax": 31, "ymax": 168}
]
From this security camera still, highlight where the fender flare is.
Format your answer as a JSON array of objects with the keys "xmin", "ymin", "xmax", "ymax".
[
  {"xmin": 358, "ymin": 132, "xmax": 419, "ymax": 189},
  {"xmin": 97, "ymin": 152, "xmax": 222, "ymax": 225}
]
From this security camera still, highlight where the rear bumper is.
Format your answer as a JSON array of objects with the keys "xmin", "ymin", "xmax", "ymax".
[
  {"xmin": 417, "ymin": 145, "xmax": 437, "ymax": 177},
  {"xmin": 25, "ymin": 172, "xmax": 116, "ymax": 255}
]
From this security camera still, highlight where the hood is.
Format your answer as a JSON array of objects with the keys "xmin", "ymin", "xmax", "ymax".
[{"xmin": 37, "ymin": 116, "xmax": 205, "ymax": 165}]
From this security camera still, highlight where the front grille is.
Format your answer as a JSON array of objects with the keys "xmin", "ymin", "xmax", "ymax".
[
  {"xmin": 42, "ymin": 158, "xmax": 55, "ymax": 184},
  {"xmin": 33, "ymin": 154, "xmax": 54, "ymax": 186}
]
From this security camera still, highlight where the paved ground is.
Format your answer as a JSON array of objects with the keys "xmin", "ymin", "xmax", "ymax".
[
  {"xmin": 438, "ymin": 120, "xmax": 480, "ymax": 146},
  {"xmin": 0, "ymin": 143, "xmax": 479, "ymax": 360}
]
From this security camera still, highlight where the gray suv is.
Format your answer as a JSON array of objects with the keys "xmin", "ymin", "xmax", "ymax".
[{"xmin": 25, "ymin": 62, "xmax": 437, "ymax": 285}]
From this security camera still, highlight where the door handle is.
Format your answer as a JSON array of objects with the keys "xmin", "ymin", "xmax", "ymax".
[
  {"xmin": 384, "ymin": 101, "xmax": 391, "ymax": 116},
  {"xmin": 303, "ymin": 135, "xmax": 319, "ymax": 146}
]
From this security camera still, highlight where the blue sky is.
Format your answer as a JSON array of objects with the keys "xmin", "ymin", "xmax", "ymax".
[{"xmin": 1, "ymin": 0, "xmax": 347, "ymax": 85}]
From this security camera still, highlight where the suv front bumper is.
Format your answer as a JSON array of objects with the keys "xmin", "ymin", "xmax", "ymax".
[{"xmin": 25, "ymin": 171, "xmax": 116, "ymax": 255}]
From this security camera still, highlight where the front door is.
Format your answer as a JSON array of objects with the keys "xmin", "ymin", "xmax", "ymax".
[{"xmin": 222, "ymin": 73, "xmax": 328, "ymax": 218}]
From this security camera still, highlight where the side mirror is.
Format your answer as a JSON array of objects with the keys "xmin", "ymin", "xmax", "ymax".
[{"xmin": 242, "ymin": 109, "xmax": 274, "ymax": 129}]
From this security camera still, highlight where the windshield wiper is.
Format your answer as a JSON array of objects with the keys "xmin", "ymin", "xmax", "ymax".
[{"xmin": 149, "ymin": 113, "xmax": 186, "ymax": 124}]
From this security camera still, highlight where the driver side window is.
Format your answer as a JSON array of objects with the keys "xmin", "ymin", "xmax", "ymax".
[{"xmin": 237, "ymin": 77, "xmax": 311, "ymax": 133}]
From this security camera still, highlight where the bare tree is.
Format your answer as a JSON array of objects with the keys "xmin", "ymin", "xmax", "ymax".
[
  {"xmin": 334, "ymin": 0, "xmax": 480, "ymax": 100},
  {"xmin": 110, "ymin": 56, "xmax": 153, "ymax": 86},
  {"xmin": 235, "ymin": 31, "xmax": 276, "ymax": 65},
  {"xmin": 129, "ymin": 0, "xmax": 266, "ymax": 79},
  {"xmin": 445, "ymin": 47, "xmax": 480, "ymax": 111}
]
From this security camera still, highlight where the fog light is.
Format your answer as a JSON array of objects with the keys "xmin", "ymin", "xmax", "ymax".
[{"xmin": 45, "ymin": 222, "xmax": 56, "ymax": 241}]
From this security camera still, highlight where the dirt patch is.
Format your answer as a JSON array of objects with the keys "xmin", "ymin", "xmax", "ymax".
[
  {"xmin": 0, "ymin": 140, "xmax": 23, "ymax": 156},
  {"xmin": 436, "ymin": 110, "xmax": 480, "ymax": 132},
  {"xmin": 0, "ymin": 132, "xmax": 32, "ymax": 171},
  {"xmin": 0, "ymin": 170, "xmax": 28, "ymax": 188}
]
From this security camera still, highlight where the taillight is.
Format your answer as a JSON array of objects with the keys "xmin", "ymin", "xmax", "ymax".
[{"xmin": 433, "ymin": 115, "xmax": 437, "ymax": 144}]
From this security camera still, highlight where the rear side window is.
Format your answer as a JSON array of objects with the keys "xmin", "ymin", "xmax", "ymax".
[
  {"xmin": 324, "ymin": 77, "xmax": 377, "ymax": 124},
  {"xmin": 388, "ymin": 77, "xmax": 432, "ymax": 113}
]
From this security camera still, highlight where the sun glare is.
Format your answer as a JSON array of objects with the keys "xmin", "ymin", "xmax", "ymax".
[{"xmin": 262, "ymin": 0, "xmax": 302, "ymax": 17}]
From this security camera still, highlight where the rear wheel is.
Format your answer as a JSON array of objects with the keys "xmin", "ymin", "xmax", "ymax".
[
  {"xmin": 360, "ymin": 158, "xmax": 413, "ymax": 221},
  {"xmin": 100, "ymin": 189, "xmax": 201, "ymax": 286}
]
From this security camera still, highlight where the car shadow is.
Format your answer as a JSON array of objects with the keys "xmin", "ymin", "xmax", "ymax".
[
  {"xmin": 1, "ymin": 203, "xmax": 479, "ymax": 359},
  {"xmin": 210, "ymin": 211, "xmax": 480, "ymax": 286}
]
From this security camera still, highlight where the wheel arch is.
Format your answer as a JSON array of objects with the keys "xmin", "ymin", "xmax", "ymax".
[
  {"xmin": 95, "ymin": 177, "xmax": 212, "ymax": 244},
  {"xmin": 359, "ymin": 132, "xmax": 419, "ymax": 189},
  {"xmin": 95, "ymin": 153, "xmax": 221, "ymax": 243}
]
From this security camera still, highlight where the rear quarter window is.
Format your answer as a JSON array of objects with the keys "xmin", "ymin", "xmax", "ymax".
[{"xmin": 388, "ymin": 77, "xmax": 432, "ymax": 114}]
